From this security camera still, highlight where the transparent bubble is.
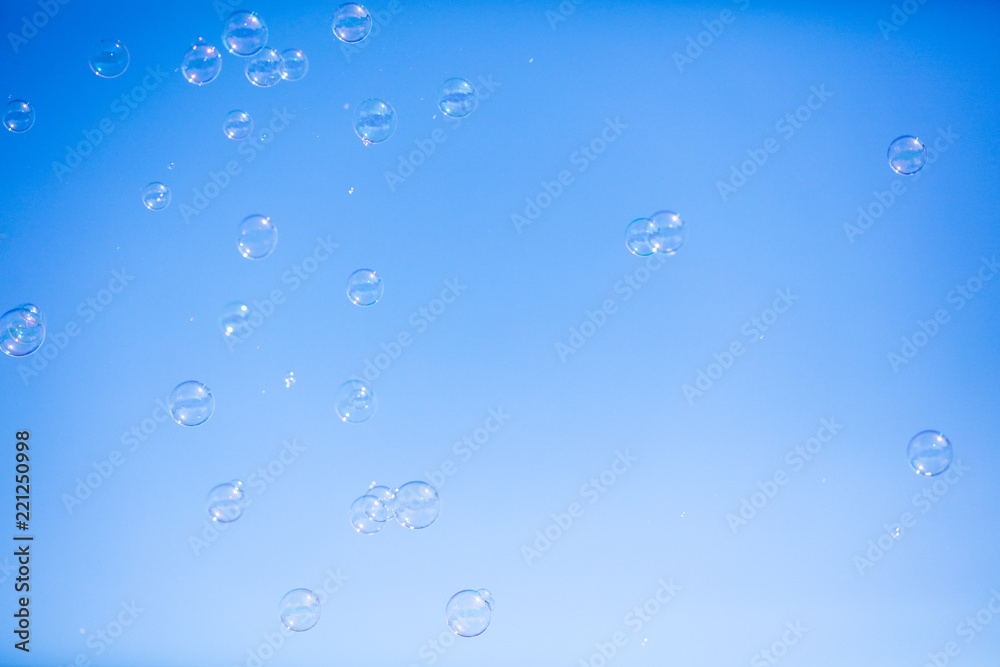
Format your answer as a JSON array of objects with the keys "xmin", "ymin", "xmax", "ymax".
[
  {"xmin": 168, "ymin": 381, "xmax": 215, "ymax": 427},
  {"xmin": 907, "ymin": 430, "xmax": 953, "ymax": 476},
  {"xmin": 207, "ymin": 482, "xmax": 246, "ymax": 522},
  {"xmin": 279, "ymin": 49, "xmax": 308, "ymax": 81},
  {"xmin": 394, "ymin": 481, "xmax": 441, "ymax": 529},
  {"xmin": 181, "ymin": 43, "xmax": 223, "ymax": 85},
  {"xmin": 220, "ymin": 302, "xmax": 251, "ymax": 338},
  {"xmin": 3, "ymin": 100, "xmax": 35, "ymax": 133},
  {"xmin": 332, "ymin": 3, "xmax": 372, "ymax": 43},
  {"xmin": 246, "ymin": 47, "xmax": 282, "ymax": 87},
  {"xmin": 0, "ymin": 304, "xmax": 46, "ymax": 357},
  {"xmin": 142, "ymin": 182, "xmax": 171, "ymax": 211},
  {"xmin": 438, "ymin": 78, "xmax": 478, "ymax": 118},
  {"xmin": 346, "ymin": 269, "xmax": 383, "ymax": 306},
  {"xmin": 349, "ymin": 495, "xmax": 384, "ymax": 534},
  {"xmin": 223, "ymin": 110, "xmax": 253, "ymax": 140},
  {"xmin": 363, "ymin": 485, "xmax": 396, "ymax": 522},
  {"xmin": 283, "ymin": 371, "xmax": 295, "ymax": 388},
  {"xmin": 335, "ymin": 380, "xmax": 376, "ymax": 423},
  {"xmin": 650, "ymin": 210, "xmax": 685, "ymax": 255},
  {"xmin": 477, "ymin": 589, "xmax": 495, "ymax": 609},
  {"xmin": 279, "ymin": 589, "xmax": 321, "ymax": 632},
  {"xmin": 888, "ymin": 135, "xmax": 927, "ymax": 175},
  {"xmin": 237, "ymin": 215, "xmax": 278, "ymax": 260},
  {"xmin": 89, "ymin": 40, "xmax": 129, "ymax": 78},
  {"xmin": 222, "ymin": 10, "xmax": 268, "ymax": 56},
  {"xmin": 353, "ymin": 98, "xmax": 396, "ymax": 145},
  {"xmin": 446, "ymin": 589, "xmax": 492, "ymax": 637},
  {"xmin": 625, "ymin": 218, "xmax": 660, "ymax": 257}
]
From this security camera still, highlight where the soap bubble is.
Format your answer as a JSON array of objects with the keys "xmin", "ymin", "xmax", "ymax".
[
  {"xmin": 279, "ymin": 48, "xmax": 308, "ymax": 81},
  {"xmin": 3, "ymin": 100, "xmax": 35, "ymax": 133},
  {"xmin": 223, "ymin": 110, "xmax": 253, "ymax": 140},
  {"xmin": 362, "ymin": 485, "xmax": 396, "ymax": 522},
  {"xmin": 222, "ymin": 10, "xmax": 268, "ymax": 56},
  {"xmin": 220, "ymin": 302, "xmax": 251, "ymax": 338},
  {"xmin": 207, "ymin": 482, "xmax": 246, "ymax": 522},
  {"xmin": 624, "ymin": 218, "xmax": 660, "ymax": 257},
  {"xmin": 0, "ymin": 304, "xmax": 46, "ymax": 357},
  {"xmin": 168, "ymin": 381, "xmax": 214, "ymax": 427},
  {"xmin": 907, "ymin": 430, "xmax": 953, "ymax": 476},
  {"xmin": 332, "ymin": 3, "xmax": 372, "ymax": 43},
  {"xmin": 335, "ymin": 380, "xmax": 376, "ymax": 423},
  {"xmin": 89, "ymin": 40, "xmax": 129, "ymax": 78},
  {"xmin": 888, "ymin": 135, "xmax": 927, "ymax": 175},
  {"xmin": 346, "ymin": 269, "xmax": 383, "ymax": 306},
  {"xmin": 142, "ymin": 182, "xmax": 171, "ymax": 211},
  {"xmin": 353, "ymin": 98, "xmax": 396, "ymax": 145},
  {"xmin": 349, "ymin": 495, "xmax": 384, "ymax": 534},
  {"xmin": 181, "ymin": 43, "xmax": 223, "ymax": 85},
  {"xmin": 446, "ymin": 589, "xmax": 492, "ymax": 637},
  {"xmin": 438, "ymin": 78, "xmax": 478, "ymax": 118},
  {"xmin": 650, "ymin": 210, "xmax": 685, "ymax": 255},
  {"xmin": 283, "ymin": 371, "xmax": 295, "ymax": 388},
  {"xmin": 237, "ymin": 215, "xmax": 278, "ymax": 260},
  {"xmin": 246, "ymin": 47, "xmax": 282, "ymax": 87},
  {"xmin": 477, "ymin": 589, "xmax": 495, "ymax": 609},
  {"xmin": 279, "ymin": 589, "xmax": 321, "ymax": 632},
  {"xmin": 394, "ymin": 481, "xmax": 441, "ymax": 529}
]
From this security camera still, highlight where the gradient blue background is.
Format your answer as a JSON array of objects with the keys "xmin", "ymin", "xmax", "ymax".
[{"xmin": 2, "ymin": 0, "xmax": 999, "ymax": 665}]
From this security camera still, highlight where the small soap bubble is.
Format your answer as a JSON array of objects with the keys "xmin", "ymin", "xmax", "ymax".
[
  {"xmin": 168, "ymin": 381, "xmax": 214, "ymax": 427},
  {"xmin": 625, "ymin": 218, "xmax": 660, "ymax": 257},
  {"xmin": 279, "ymin": 589, "xmax": 321, "ymax": 631},
  {"xmin": 222, "ymin": 10, "xmax": 268, "ymax": 56},
  {"xmin": 650, "ymin": 210, "xmax": 685, "ymax": 255},
  {"xmin": 477, "ymin": 589, "xmax": 495, "ymax": 609},
  {"xmin": 0, "ymin": 304, "xmax": 45, "ymax": 357},
  {"xmin": 446, "ymin": 589, "xmax": 493, "ymax": 637},
  {"xmin": 219, "ymin": 302, "xmax": 251, "ymax": 338},
  {"xmin": 206, "ymin": 482, "xmax": 246, "ymax": 522},
  {"xmin": 279, "ymin": 49, "xmax": 308, "ymax": 81},
  {"xmin": 237, "ymin": 215, "xmax": 278, "ymax": 260},
  {"xmin": 349, "ymin": 495, "xmax": 384, "ymax": 534},
  {"xmin": 362, "ymin": 485, "xmax": 396, "ymax": 522},
  {"xmin": 888, "ymin": 135, "xmax": 927, "ymax": 175},
  {"xmin": 181, "ymin": 43, "xmax": 223, "ymax": 85},
  {"xmin": 246, "ymin": 47, "xmax": 282, "ymax": 87},
  {"xmin": 394, "ymin": 481, "xmax": 441, "ymax": 529},
  {"xmin": 223, "ymin": 110, "xmax": 253, "ymax": 140},
  {"xmin": 142, "ymin": 182, "xmax": 171, "ymax": 211},
  {"xmin": 346, "ymin": 269, "xmax": 383, "ymax": 306},
  {"xmin": 353, "ymin": 98, "xmax": 396, "ymax": 145},
  {"xmin": 332, "ymin": 3, "xmax": 372, "ymax": 43},
  {"xmin": 283, "ymin": 371, "xmax": 295, "ymax": 388},
  {"xmin": 907, "ymin": 430, "xmax": 953, "ymax": 476},
  {"xmin": 3, "ymin": 100, "xmax": 35, "ymax": 133},
  {"xmin": 89, "ymin": 40, "xmax": 129, "ymax": 78},
  {"xmin": 438, "ymin": 78, "xmax": 478, "ymax": 118},
  {"xmin": 335, "ymin": 380, "xmax": 376, "ymax": 423}
]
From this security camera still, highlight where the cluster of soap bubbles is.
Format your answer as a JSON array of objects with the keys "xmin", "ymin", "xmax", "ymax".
[
  {"xmin": 349, "ymin": 481, "xmax": 441, "ymax": 534},
  {"xmin": 446, "ymin": 589, "xmax": 495, "ymax": 637},
  {"xmin": 625, "ymin": 210, "xmax": 687, "ymax": 257}
]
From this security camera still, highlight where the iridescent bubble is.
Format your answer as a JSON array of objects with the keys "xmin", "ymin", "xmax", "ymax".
[
  {"xmin": 394, "ymin": 481, "xmax": 441, "ymax": 529},
  {"xmin": 346, "ymin": 269, "xmax": 383, "ymax": 306},
  {"xmin": 223, "ymin": 110, "xmax": 253, "ymax": 140},
  {"xmin": 625, "ymin": 218, "xmax": 660, "ymax": 257},
  {"xmin": 142, "ymin": 182, "xmax": 171, "ymax": 211},
  {"xmin": 206, "ymin": 482, "xmax": 246, "ymax": 522},
  {"xmin": 332, "ymin": 3, "xmax": 372, "ymax": 43},
  {"xmin": 438, "ymin": 78, "xmax": 478, "ymax": 118},
  {"xmin": 237, "ymin": 215, "xmax": 278, "ymax": 260},
  {"xmin": 362, "ymin": 485, "xmax": 396, "ymax": 522},
  {"xmin": 279, "ymin": 49, "xmax": 308, "ymax": 81},
  {"xmin": 181, "ymin": 43, "xmax": 223, "ymax": 85},
  {"xmin": 888, "ymin": 135, "xmax": 927, "ymax": 175},
  {"xmin": 353, "ymin": 98, "xmax": 396, "ymax": 145},
  {"xmin": 89, "ymin": 40, "xmax": 129, "ymax": 78},
  {"xmin": 279, "ymin": 589, "xmax": 321, "ymax": 632},
  {"xmin": 168, "ymin": 381, "xmax": 214, "ymax": 427},
  {"xmin": 907, "ymin": 430, "xmax": 953, "ymax": 476},
  {"xmin": 446, "ymin": 589, "xmax": 492, "ymax": 637},
  {"xmin": 222, "ymin": 10, "xmax": 268, "ymax": 57},
  {"xmin": 246, "ymin": 47, "xmax": 282, "ymax": 87},
  {"xmin": 3, "ymin": 100, "xmax": 34, "ymax": 133},
  {"xmin": 219, "ymin": 302, "xmax": 251, "ymax": 338},
  {"xmin": 335, "ymin": 380, "xmax": 376, "ymax": 423},
  {"xmin": 650, "ymin": 210, "xmax": 685, "ymax": 255},
  {"xmin": 349, "ymin": 495, "xmax": 383, "ymax": 534},
  {"xmin": 0, "ymin": 304, "xmax": 45, "ymax": 357}
]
